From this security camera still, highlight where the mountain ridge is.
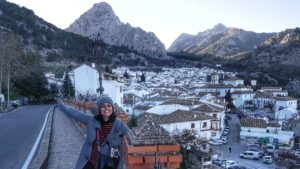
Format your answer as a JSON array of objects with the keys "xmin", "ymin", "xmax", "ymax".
[{"xmin": 66, "ymin": 2, "xmax": 167, "ymax": 59}]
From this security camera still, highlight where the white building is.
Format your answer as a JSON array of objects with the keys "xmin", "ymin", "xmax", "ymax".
[
  {"xmin": 72, "ymin": 64, "xmax": 124, "ymax": 106},
  {"xmin": 141, "ymin": 110, "xmax": 215, "ymax": 140},
  {"xmin": 252, "ymin": 92, "xmax": 275, "ymax": 108},
  {"xmin": 275, "ymin": 97, "xmax": 298, "ymax": 120},
  {"xmin": 146, "ymin": 104, "xmax": 190, "ymax": 115},
  {"xmin": 193, "ymin": 102, "xmax": 226, "ymax": 139},
  {"xmin": 0, "ymin": 93, "xmax": 4, "ymax": 103},
  {"xmin": 232, "ymin": 91, "xmax": 256, "ymax": 108},
  {"xmin": 260, "ymin": 87, "xmax": 282, "ymax": 92},
  {"xmin": 198, "ymin": 84, "xmax": 234, "ymax": 97},
  {"xmin": 72, "ymin": 64, "xmax": 99, "ymax": 98},
  {"xmin": 240, "ymin": 118, "xmax": 294, "ymax": 145},
  {"xmin": 224, "ymin": 77, "xmax": 244, "ymax": 87},
  {"xmin": 275, "ymin": 97, "xmax": 297, "ymax": 111}
]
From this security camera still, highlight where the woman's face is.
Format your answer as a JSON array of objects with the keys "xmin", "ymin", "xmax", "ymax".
[{"xmin": 100, "ymin": 103, "xmax": 113, "ymax": 118}]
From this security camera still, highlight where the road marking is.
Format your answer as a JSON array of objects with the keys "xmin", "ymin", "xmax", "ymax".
[{"xmin": 21, "ymin": 107, "xmax": 51, "ymax": 169}]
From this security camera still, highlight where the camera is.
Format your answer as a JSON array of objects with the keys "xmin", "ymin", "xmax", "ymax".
[{"xmin": 111, "ymin": 148, "xmax": 119, "ymax": 158}]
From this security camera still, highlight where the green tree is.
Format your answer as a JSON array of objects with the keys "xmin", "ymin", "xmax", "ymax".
[
  {"xmin": 123, "ymin": 70, "xmax": 129, "ymax": 79},
  {"xmin": 62, "ymin": 72, "xmax": 75, "ymax": 98},
  {"xmin": 141, "ymin": 73, "xmax": 146, "ymax": 82},
  {"xmin": 128, "ymin": 112, "xmax": 137, "ymax": 128},
  {"xmin": 13, "ymin": 71, "xmax": 49, "ymax": 102},
  {"xmin": 105, "ymin": 65, "xmax": 112, "ymax": 74},
  {"xmin": 49, "ymin": 83, "xmax": 59, "ymax": 100},
  {"xmin": 225, "ymin": 90, "xmax": 236, "ymax": 110}
]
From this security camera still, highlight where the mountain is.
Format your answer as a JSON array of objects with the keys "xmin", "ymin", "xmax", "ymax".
[
  {"xmin": 168, "ymin": 23, "xmax": 273, "ymax": 57},
  {"xmin": 0, "ymin": 0, "xmax": 180, "ymax": 76},
  {"xmin": 247, "ymin": 28, "xmax": 300, "ymax": 67},
  {"xmin": 225, "ymin": 28, "xmax": 300, "ymax": 87},
  {"xmin": 66, "ymin": 2, "xmax": 167, "ymax": 59},
  {"xmin": 0, "ymin": 0, "xmax": 93, "ymax": 62}
]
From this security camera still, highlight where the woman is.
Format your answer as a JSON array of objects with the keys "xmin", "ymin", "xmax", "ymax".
[{"xmin": 59, "ymin": 94, "xmax": 129, "ymax": 169}]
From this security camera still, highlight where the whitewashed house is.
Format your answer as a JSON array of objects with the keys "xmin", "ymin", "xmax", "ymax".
[
  {"xmin": 260, "ymin": 87, "xmax": 282, "ymax": 92},
  {"xmin": 252, "ymin": 92, "xmax": 275, "ymax": 108},
  {"xmin": 270, "ymin": 90, "xmax": 289, "ymax": 97},
  {"xmin": 198, "ymin": 84, "xmax": 234, "ymax": 97},
  {"xmin": 240, "ymin": 118, "xmax": 294, "ymax": 145},
  {"xmin": 224, "ymin": 77, "xmax": 244, "ymax": 87},
  {"xmin": 72, "ymin": 64, "xmax": 124, "ymax": 106},
  {"xmin": 0, "ymin": 93, "xmax": 4, "ymax": 103},
  {"xmin": 232, "ymin": 91, "xmax": 256, "ymax": 108},
  {"xmin": 146, "ymin": 104, "xmax": 190, "ymax": 115},
  {"xmin": 141, "ymin": 110, "xmax": 215, "ymax": 140},
  {"xmin": 193, "ymin": 102, "xmax": 226, "ymax": 139},
  {"xmin": 275, "ymin": 97, "xmax": 298, "ymax": 120}
]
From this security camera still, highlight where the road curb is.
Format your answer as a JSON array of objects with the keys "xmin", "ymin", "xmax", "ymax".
[{"xmin": 28, "ymin": 106, "xmax": 55, "ymax": 169}]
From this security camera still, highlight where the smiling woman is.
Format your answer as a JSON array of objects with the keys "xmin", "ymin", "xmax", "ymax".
[{"xmin": 59, "ymin": 94, "xmax": 129, "ymax": 169}]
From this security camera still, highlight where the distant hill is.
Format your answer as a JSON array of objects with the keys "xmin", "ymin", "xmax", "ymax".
[
  {"xmin": 169, "ymin": 23, "xmax": 273, "ymax": 58},
  {"xmin": 0, "ymin": 0, "xmax": 175, "ymax": 73}
]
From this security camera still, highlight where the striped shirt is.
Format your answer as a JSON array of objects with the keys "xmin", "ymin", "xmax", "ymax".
[{"xmin": 88, "ymin": 122, "xmax": 114, "ymax": 167}]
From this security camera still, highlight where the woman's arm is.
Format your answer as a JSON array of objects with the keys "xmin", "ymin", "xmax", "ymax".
[{"xmin": 58, "ymin": 102, "xmax": 92, "ymax": 124}]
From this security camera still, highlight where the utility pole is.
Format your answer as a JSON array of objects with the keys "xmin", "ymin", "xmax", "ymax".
[{"xmin": 91, "ymin": 34, "xmax": 106, "ymax": 96}]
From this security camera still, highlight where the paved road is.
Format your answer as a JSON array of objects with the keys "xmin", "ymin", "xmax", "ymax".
[
  {"xmin": 47, "ymin": 107, "xmax": 84, "ymax": 169},
  {"xmin": 0, "ymin": 105, "xmax": 51, "ymax": 169},
  {"xmin": 212, "ymin": 114, "xmax": 275, "ymax": 169}
]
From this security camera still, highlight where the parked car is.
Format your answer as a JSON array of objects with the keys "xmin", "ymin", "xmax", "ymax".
[
  {"xmin": 221, "ymin": 160, "xmax": 237, "ymax": 169},
  {"xmin": 266, "ymin": 144, "xmax": 275, "ymax": 154},
  {"xmin": 221, "ymin": 138, "xmax": 228, "ymax": 144},
  {"xmin": 223, "ymin": 130, "xmax": 229, "ymax": 135},
  {"xmin": 224, "ymin": 128, "xmax": 230, "ymax": 132},
  {"xmin": 240, "ymin": 151, "xmax": 260, "ymax": 160},
  {"xmin": 209, "ymin": 139, "xmax": 223, "ymax": 145},
  {"xmin": 262, "ymin": 155, "xmax": 272, "ymax": 164},
  {"xmin": 228, "ymin": 165, "xmax": 247, "ymax": 169},
  {"xmin": 295, "ymin": 151, "xmax": 300, "ymax": 157},
  {"xmin": 213, "ymin": 158, "xmax": 227, "ymax": 166},
  {"xmin": 221, "ymin": 135, "xmax": 227, "ymax": 140}
]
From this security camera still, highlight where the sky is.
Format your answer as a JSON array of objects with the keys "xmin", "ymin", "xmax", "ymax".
[{"xmin": 7, "ymin": 0, "xmax": 300, "ymax": 48}]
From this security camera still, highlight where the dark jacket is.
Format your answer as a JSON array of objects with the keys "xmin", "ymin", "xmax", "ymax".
[{"xmin": 59, "ymin": 102, "xmax": 129, "ymax": 169}]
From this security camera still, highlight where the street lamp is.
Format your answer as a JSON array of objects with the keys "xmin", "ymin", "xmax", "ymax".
[{"xmin": 91, "ymin": 34, "xmax": 106, "ymax": 96}]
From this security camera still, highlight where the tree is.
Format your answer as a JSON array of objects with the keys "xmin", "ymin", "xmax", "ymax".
[
  {"xmin": 0, "ymin": 32, "xmax": 24, "ymax": 104},
  {"xmin": 105, "ymin": 65, "xmax": 112, "ymax": 74},
  {"xmin": 62, "ymin": 72, "xmax": 75, "ymax": 98},
  {"xmin": 49, "ymin": 83, "xmax": 59, "ymax": 100},
  {"xmin": 225, "ymin": 90, "xmax": 236, "ymax": 110},
  {"xmin": 123, "ymin": 70, "xmax": 129, "ymax": 79},
  {"xmin": 141, "ymin": 73, "xmax": 146, "ymax": 82},
  {"xmin": 128, "ymin": 112, "xmax": 137, "ymax": 128},
  {"xmin": 13, "ymin": 71, "xmax": 49, "ymax": 102}
]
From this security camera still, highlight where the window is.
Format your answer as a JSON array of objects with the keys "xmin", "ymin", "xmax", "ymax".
[
  {"xmin": 212, "ymin": 132, "xmax": 216, "ymax": 137},
  {"xmin": 266, "ymin": 129, "xmax": 269, "ymax": 133},
  {"xmin": 213, "ymin": 114, "xmax": 217, "ymax": 118},
  {"xmin": 191, "ymin": 123, "xmax": 195, "ymax": 129},
  {"xmin": 203, "ymin": 122, "xmax": 207, "ymax": 128}
]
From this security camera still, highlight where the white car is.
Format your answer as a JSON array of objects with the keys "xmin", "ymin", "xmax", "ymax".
[
  {"xmin": 221, "ymin": 135, "xmax": 227, "ymax": 140},
  {"xmin": 209, "ymin": 139, "xmax": 223, "ymax": 145},
  {"xmin": 266, "ymin": 144, "xmax": 274, "ymax": 154},
  {"xmin": 221, "ymin": 160, "xmax": 237, "ymax": 169}
]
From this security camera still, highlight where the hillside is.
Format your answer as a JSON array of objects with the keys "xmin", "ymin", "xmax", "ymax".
[{"xmin": 169, "ymin": 23, "xmax": 273, "ymax": 58}]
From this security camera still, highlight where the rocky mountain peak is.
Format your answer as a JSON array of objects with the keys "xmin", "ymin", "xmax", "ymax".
[
  {"xmin": 212, "ymin": 23, "xmax": 227, "ymax": 31},
  {"xmin": 66, "ymin": 2, "xmax": 167, "ymax": 59}
]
